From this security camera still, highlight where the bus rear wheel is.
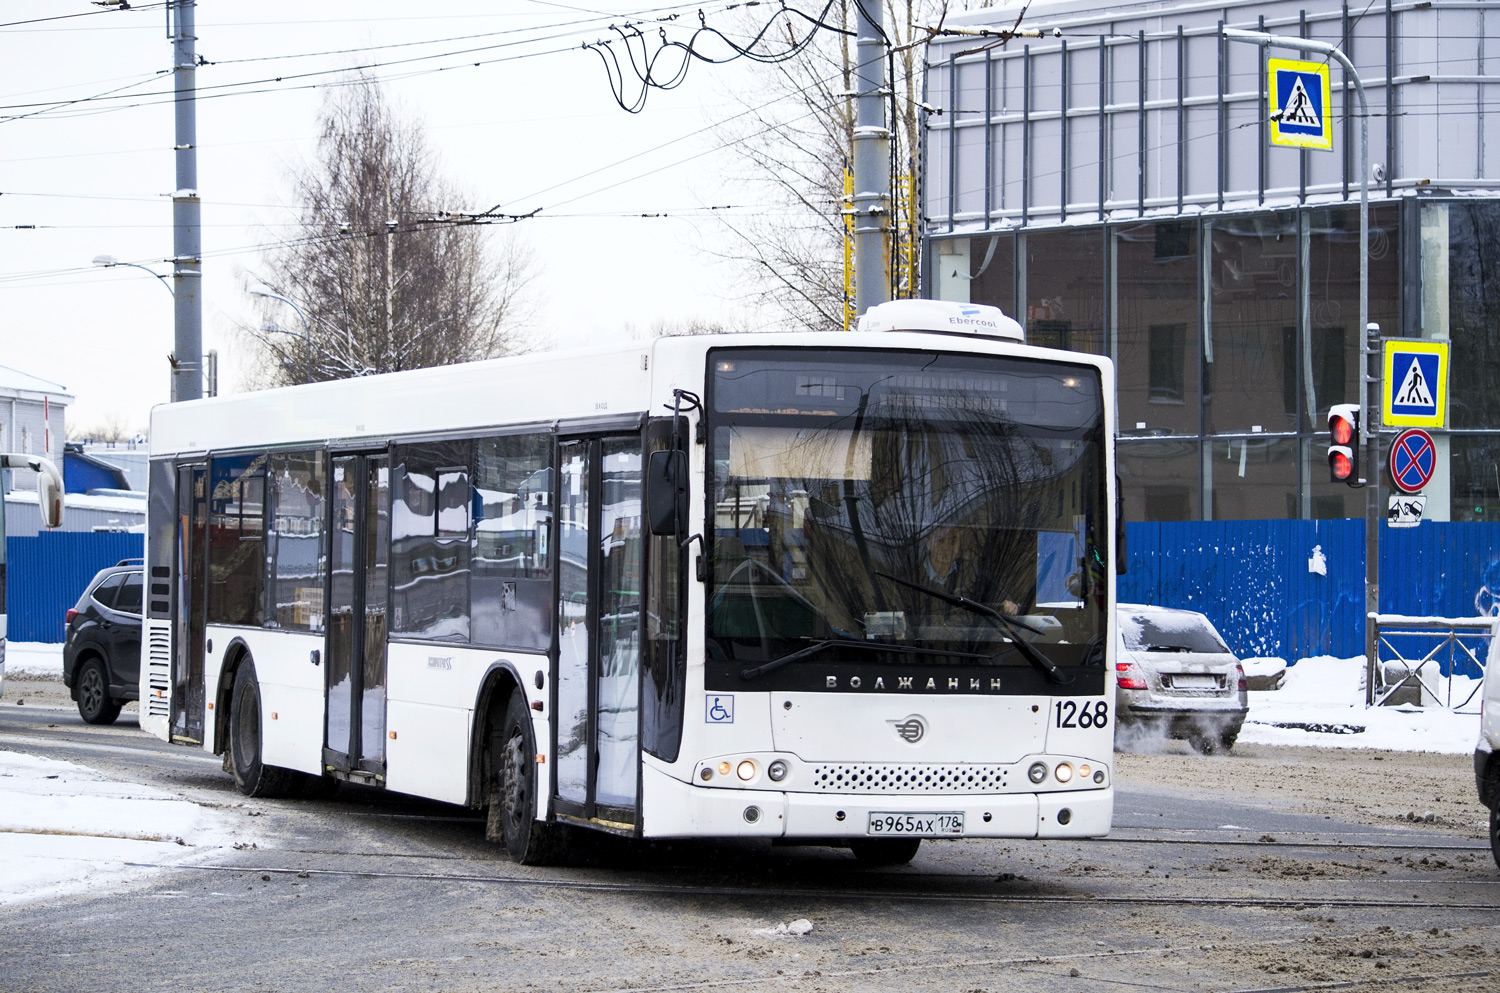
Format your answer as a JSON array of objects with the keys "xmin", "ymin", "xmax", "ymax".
[
  {"xmin": 492, "ymin": 691, "xmax": 567, "ymax": 866},
  {"xmin": 228, "ymin": 659, "xmax": 298, "ymax": 798},
  {"xmin": 848, "ymin": 838, "xmax": 921, "ymax": 866}
]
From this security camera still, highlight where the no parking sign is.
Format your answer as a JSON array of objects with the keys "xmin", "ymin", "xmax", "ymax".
[{"xmin": 1389, "ymin": 428, "xmax": 1436, "ymax": 494}]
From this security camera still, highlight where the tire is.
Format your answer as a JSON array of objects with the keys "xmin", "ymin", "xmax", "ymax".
[
  {"xmin": 1490, "ymin": 805, "xmax": 1500, "ymax": 872},
  {"xmin": 491, "ymin": 692, "xmax": 568, "ymax": 865},
  {"xmin": 76, "ymin": 658, "xmax": 122, "ymax": 726},
  {"xmin": 848, "ymin": 838, "xmax": 922, "ymax": 866},
  {"xmin": 228, "ymin": 659, "xmax": 298, "ymax": 798},
  {"xmin": 1188, "ymin": 733, "xmax": 1217, "ymax": 756},
  {"xmin": 1219, "ymin": 728, "xmax": 1240, "ymax": 752}
]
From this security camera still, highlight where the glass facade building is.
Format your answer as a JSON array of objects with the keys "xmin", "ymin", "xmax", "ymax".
[{"xmin": 923, "ymin": 0, "xmax": 1500, "ymax": 524}]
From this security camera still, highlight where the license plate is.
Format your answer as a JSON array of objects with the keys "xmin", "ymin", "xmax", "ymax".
[
  {"xmin": 1172, "ymin": 674, "xmax": 1217, "ymax": 689},
  {"xmin": 866, "ymin": 812, "xmax": 964, "ymax": 836}
]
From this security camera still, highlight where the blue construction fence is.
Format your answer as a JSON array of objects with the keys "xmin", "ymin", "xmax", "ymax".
[
  {"xmin": 5, "ymin": 532, "xmax": 144, "ymax": 643},
  {"xmin": 6, "ymin": 524, "xmax": 1499, "ymax": 661},
  {"xmin": 1121, "ymin": 520, "xmax": 1500, "ymax": 669}
]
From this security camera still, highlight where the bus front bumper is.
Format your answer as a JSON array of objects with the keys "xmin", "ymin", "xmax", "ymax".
[{"xmin": 640, "ymin": 764, "xmax": 1112, "ymax": 840}]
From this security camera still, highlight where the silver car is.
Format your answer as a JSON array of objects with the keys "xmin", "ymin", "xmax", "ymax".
[{"xmin": 1115, "ymin": 603, "xmax": 1248, "ymax": 753}]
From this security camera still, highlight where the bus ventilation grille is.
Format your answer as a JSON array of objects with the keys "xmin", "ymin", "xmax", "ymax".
[
  {"xmin": 805, "ymin": 764, "xmax": 1009, "ymax": 794},
  {"xmin": 145, "ymin": 623, "xmax": 171, "ymax": 719}
]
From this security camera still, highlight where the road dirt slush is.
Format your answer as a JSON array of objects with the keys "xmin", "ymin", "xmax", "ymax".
[{"xmin": 2, "ymin": 690, "xmax": 1495, "ymax": 993}]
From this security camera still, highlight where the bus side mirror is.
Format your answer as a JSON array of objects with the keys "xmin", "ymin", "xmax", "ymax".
[
  {"xmin": 1115, "ymin": 477, "xmax": 1127, "ymax": 575},
  {"xmin": 646, "ymin": 449, "xmax": 688, "ymax": 536},
  {"xmin": 2, "ymin": 454, "xmax": 64, "ymax": 529}
]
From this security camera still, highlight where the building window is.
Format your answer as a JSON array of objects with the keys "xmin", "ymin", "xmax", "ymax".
[
  {"xmin": 1434, "ymin": 202, "xmax": 1500, "ymax": 430},
  {"xmin": 1148, "ymin": 324, "xmax": 1186, "ymax": 402},
  {"xmin": 1117, "ymin": 439, "xmax": 1199, "ymax": 522},
  {"xmin": 1207, "ymin": 437, "xmax": 1297, "ymax": 521},
  {"xmin": 1023, "ymin": 228, "xmax": 1105, "ymax": 355},
  {"xmin": 1206, "ymin": 212, "xmax": 1299, "ymax": 435},
  {"xmin": 1115, "ymin": 221, "xmax": 1199, "ymax": 437}
]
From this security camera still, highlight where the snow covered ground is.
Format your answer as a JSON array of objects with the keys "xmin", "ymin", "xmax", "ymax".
[
  {"xmin": 0, "ymin": 750, "xmax": 266, "ymax": 907},
  {"xmin": 1238, "ymin": 654, "xmax": 1482, "ymax": 753},
  {"xmin": 0, "ymin": 642, "xmax": 1485, "ymax": 907}
]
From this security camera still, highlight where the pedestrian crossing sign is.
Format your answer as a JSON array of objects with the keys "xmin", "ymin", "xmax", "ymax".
[
  {"xmin": 1382, "ymin": 340, "xmax": 1449, "ymax": 427},
  {"xmin": 1269, "ymin": 58, "xmax": 1333, "ymax": 151}
]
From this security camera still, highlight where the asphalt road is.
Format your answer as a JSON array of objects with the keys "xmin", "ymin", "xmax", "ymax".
[{"xmin": 3, "ymin": 696, "xmax": 1497, "ymax": 993}]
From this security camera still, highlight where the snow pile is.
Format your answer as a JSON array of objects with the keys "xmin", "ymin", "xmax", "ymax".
[
  {"xmin": 4, "ymin": 641, "xmax": 64, "ymax": 677},
  {"xmin": 1238, "ymin": 655, "xmax": 1481, "ymax": 754},
  {"xmin": 0, "ymin": 750, "xmax": 264, "ymax": 906},
  {"xmin": 754, "ymin": 919, "xmax": 814, "ymax": 937}
]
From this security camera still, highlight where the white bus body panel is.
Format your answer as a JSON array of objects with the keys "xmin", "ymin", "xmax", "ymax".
[
  {"xmin": 382, "ymin": 642, "xmax": 550, "ymax": 804},
  {"xmin": 207, "ymin": 627, "xmax": 326, "ymax": 775},
  {"xmin": 770, "ymin": 692, "xmax": 1051, "ymax": 763}
]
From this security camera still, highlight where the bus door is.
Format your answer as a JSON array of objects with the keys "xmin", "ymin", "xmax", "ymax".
[
  {"xmin": 173, "ymin": 463, "xmax": 207, "ymax": 744},
  {"xmin": 324, "ymin": 453, "xmax": 390, "ymax": 780},
  {"xmin": 553, "ymin": 435, "xmax": 644, "ymax": 828}
]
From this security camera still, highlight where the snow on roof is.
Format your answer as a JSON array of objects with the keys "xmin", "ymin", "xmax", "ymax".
[{"xmin": 0, "ymin": 363, "xmax": 71, "ymax": 401}]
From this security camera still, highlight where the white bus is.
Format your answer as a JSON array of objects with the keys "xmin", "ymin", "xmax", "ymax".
[
  {"xmin": 140, "ymin": 300, "xmax": 1120, "ymax": 864},
  {"xmin": 0, "ymin": 454, "xmax": 64, "ymax": 698}
]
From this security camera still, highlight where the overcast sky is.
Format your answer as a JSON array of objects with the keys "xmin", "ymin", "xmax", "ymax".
[{"xmin": 1, "ymin": 1, "xmax": 792, "ymax": 433}]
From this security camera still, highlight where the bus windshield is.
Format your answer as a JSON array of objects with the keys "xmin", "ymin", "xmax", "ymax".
[{"xmin": 705, "ymin": 347, "xmax": 1108, "ymax": 690}]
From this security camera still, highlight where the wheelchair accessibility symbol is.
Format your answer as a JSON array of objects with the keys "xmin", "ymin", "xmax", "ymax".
[{"xmin": 706, "ymin": 695, "xmax": 735, "ymax": 724}]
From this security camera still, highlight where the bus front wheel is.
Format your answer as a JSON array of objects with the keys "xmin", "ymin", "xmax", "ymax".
[
  {"xmin": 228, "ymin": 659, "xmax": 298, "ymax": 798},
  {"xmin": 492, "ymin": 691, "xmax": 568, "ymax": 866}
]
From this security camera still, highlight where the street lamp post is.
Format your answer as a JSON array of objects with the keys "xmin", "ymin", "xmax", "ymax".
[
  {"xmin": 1221, "ymin": 27, "xmax": 1380, "ymax": 700},
  {"xmin": 92, "ymin": 255, "xmax": 175, "ymax": 297},
  {"xmin": 93, "ymin": 254, "xmax": 181, "ymax": 400},
  {"xmin": 250, "ymin": 285, "xmax": 313, "ymax": 385}
]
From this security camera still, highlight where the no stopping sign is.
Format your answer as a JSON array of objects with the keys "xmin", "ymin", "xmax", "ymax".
[{"xmin": 1389, "ymin": 429, "xmax": 1436, "ymax": 494}]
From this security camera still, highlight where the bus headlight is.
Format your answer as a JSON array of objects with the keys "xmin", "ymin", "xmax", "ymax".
[
  {"xmin": 1028, "ymin": 762, "xmax": 1048, "ymax": 784},
  {"xmin": 767, "ymin": 760, "xmax": 789, "ymax": 782},
  {"xmin": 1054, "ymin": 762, "xmax": 1074, "ymax": 783},
  {"xmin": 736, "ymin": 760, "xmax": 757, "ymax": 781}
]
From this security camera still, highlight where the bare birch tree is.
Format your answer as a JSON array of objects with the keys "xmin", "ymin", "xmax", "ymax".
[{"xmin": 246, "ymin": 76, "xmax": 534, "ymax": 386}]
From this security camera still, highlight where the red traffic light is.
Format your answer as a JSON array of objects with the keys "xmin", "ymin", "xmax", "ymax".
[
  {"xmin": 1330, "ymin": 450, "xmax": 1354, "ymax": 481},
  {"xmin": 1326, "ymin": 403, "xmax": 1361, "ymax": 487}
]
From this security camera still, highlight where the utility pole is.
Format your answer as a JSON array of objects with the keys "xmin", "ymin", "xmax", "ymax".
[
  {"xmin": 850, "ymin": 1, "xmax": 890, "ymax": 318},
  {"xmin": 170, "ymin": 1, "xmax": 203, "ymax": 401}
]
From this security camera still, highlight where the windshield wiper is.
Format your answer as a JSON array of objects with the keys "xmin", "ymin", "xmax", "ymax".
[
  {"xmin": 740, "ymin": 639, "xmax": 995, "ymax": 681},
  {"xmin": 875, "ymin": 572, "xmax": 1072, "ymax": 685}
]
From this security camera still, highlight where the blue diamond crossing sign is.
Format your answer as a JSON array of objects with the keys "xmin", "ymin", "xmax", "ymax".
[
  {"xmin": 1382, "ymin": 340, "xmax": 1449, "ymax": 428},
  {"xmin": 1269, "ymin": 58, "xmax": 1332, "ymax": 151}
]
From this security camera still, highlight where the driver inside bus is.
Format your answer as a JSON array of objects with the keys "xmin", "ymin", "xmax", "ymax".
[{"xmin": 919, "ymin": 526, "xmax": 1020, "ymax": 616}]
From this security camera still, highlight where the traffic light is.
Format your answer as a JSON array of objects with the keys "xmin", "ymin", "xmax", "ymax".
[{"xmin": 1327, "ymin": 403, "xmax": 1360, "ymax": 485}]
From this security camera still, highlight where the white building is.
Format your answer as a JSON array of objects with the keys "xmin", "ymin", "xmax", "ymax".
[{"xmin": 0, "ymin": 364, "xmax": 69, "ymax": 494}]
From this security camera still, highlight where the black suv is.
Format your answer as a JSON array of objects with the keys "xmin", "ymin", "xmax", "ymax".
[{"xmin": 62, "ymin": 560, "xmax": 143, "ymax": 725}]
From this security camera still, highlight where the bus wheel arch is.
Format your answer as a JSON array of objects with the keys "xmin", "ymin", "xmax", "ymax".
[
  {"xmin": 212, "ymin": 639, "xmax": 254, "ymax": 758},
  {"xmin": 225, "ymin": 652, "xmax": 298, "ymax": 798},
  {"xmin": 469, "ymin": 663, "xmax": 522, "ymax": 809}
]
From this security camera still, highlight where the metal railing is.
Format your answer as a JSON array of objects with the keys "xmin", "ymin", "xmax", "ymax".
[{"xmin": 1368, "ymin": 613, "xmax": 1495, "ymax": 712}]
